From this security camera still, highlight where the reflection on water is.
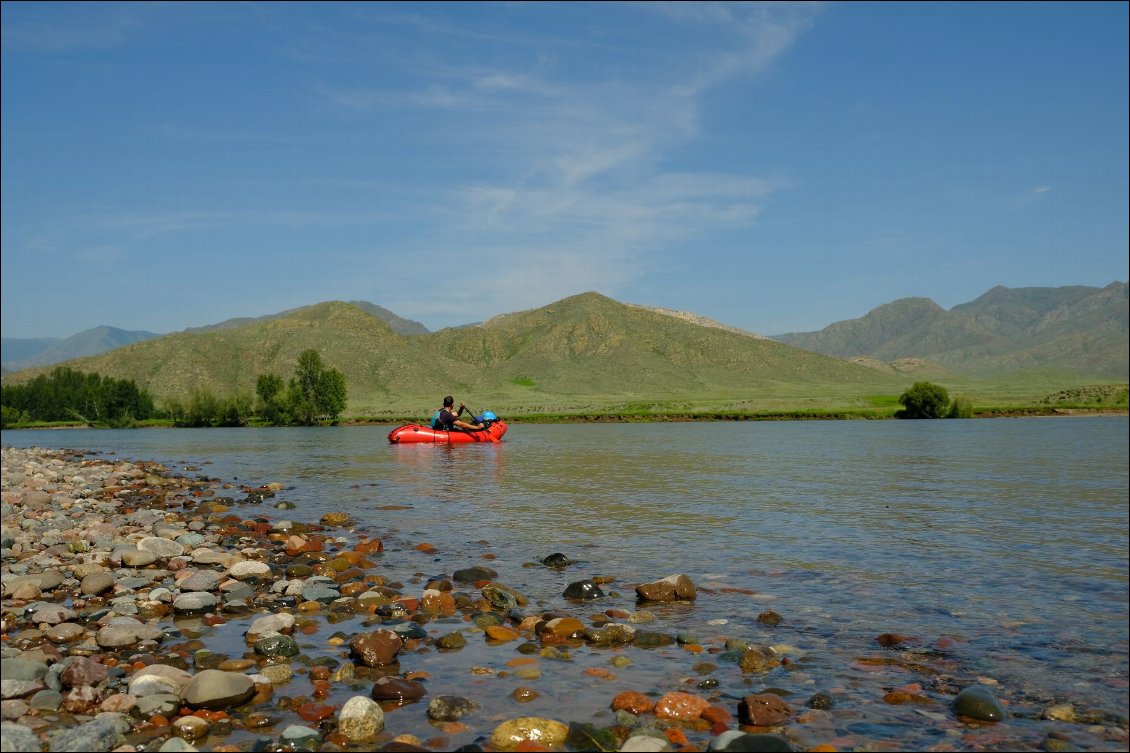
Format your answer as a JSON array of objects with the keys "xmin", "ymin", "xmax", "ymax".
[{"xmin": 4, "ymin": 417, "xmax": 1127, "ymax": 737}]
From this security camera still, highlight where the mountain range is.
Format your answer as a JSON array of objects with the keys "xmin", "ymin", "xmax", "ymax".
[
  {"xmin": 2, "ymin": 283, "xmax": 1125, "ymax": 417},
  {"xmin": 774, "ymin": 282, "xmax": 1127, "ymax": 379}
]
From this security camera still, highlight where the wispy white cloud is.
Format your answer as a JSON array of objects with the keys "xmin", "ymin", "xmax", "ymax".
[
  {"xmin": 306, "ymin": 2, "xmax": 822, "ymax": 321},
  {"xmin": 0, "ymin": 3, "xmax": 166, "ymax": 52},
  {"xmin": 1011, "ymin": 185, "xmax": 1053, "ymax": 208}
]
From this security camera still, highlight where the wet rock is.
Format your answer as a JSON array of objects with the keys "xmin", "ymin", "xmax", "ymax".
[
  {"xmin": 631, "ymin": 631, "xmax": 675, "ymax": 648},
  {"xmin": 95, "ymin": 616, "xmax": 165, "ymax": 648},
  {"xmin": 489, "ymin": 716, "xmax": 569, "ymax": 750},
  {"xmin": 707, "ymin": 731, "xmax": 794, "ymax": 751},
  {"xmin": 319, "ymin": 512, "xmax": 354, "ymax": 527},
  {"xmin": 173, "ymin": 592, "xmax": 217, "ymax": 614},
  {"xmin": 350, "ymin": 629, "xmax": 402, "ymax": 667},
  {"xmin": 655, "ymin": 691, "xmax": 709, "ymax": 721},
  {"xmin": 541, "ymin": 553, "xmax": 574, "ymax": 568},
  {"xmin": 128, "ymin": 664, "xmax": 193, "ymax": 696},
  {"xmin": 806, "ymin": 691, "xmax": 836, "ymax": 710},
  {"xmin": 611, "ymin": 691, "xmax": 655, "ymax": 715},
  {"xmin": 585, "ymin": 623, "xmax": 636, "ymax": 645},
  {"xmin": 172, "ymin": 714, "xmax": 209, "ymax": 740},
  {"xmin": 738, "ymin": 645, "xmax": 781, "ymax": 673},
  {"xmin": 337, "ymin": 695, "xmax": 385, "ymax": 741},
  {"xmin": 738, "ymin": 694, "xmax": 793, "ymax": 727},
  {"xmin": 482, "ymin": 583, "xmax": 524, "ymax": 611},
  {"xmin": 370, "ymin": 676, "xmax": 426, "ymax": 703},
  {"xmin": 542, "ymin": 617, "xmax": 585, "ymax": 639},
  {"xmin": 756, "ymin": 610, "xmax": 781, "ymax": 626},
  {"xmin": 563, "ymin": 579, "xmax": 604, "ymax": 600},
  {"xmin": 246, "ymin": 613, "xmax": 295, "ymax": 639},
  {"xmin": 179, "ymin": 669, "xmax": 256, "ymax": 710},
  {"xmin": 137, "ymin": 693, "xmax": 181, "ymax": 718},
  {"xmin": 254, "ymin": 632, "xmax": 301, "ymax": 658},
  {"xmin": 436, "ymin": 631, "xmax": 467, "ymax": 650},
  {"xmin": 953, "ymin": 685, "xmax": 1006, "ymax": 721},
  {"xmin": 635, "ymin": 574, "xmax": 696, "ymax": 602},
  {"xmin": 45, "ymin": 622, "xmax": 85, "ymax": 643},
  {"xmin": 621, "ymin": 736, "xmax": 673, "ymax": 752},
  {"xmin": 453, "ymin": 565, "xmax": 497, "ymax": 583},
  {"xmin": 427, "ymin": 695, "xmax": 478, "ymax": 721}
]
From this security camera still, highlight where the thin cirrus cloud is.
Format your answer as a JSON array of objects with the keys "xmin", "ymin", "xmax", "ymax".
[
  {"xmin": 1011, "ymin": 186, "xmax": 1053, "ymax": 208},
  {"xmin": 310, "ymin": 3, "xmax": 820, "ymax": 316}
]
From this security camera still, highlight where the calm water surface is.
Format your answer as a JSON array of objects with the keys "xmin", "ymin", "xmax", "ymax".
[{"xmin": 4, "ymin": 417, "xmax": 1127, "ymax": 749}]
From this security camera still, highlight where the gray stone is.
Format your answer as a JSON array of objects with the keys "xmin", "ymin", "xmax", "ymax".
[
  {"xmin": 136, "ymin": 537, "xmax": 184, "ymax": 558},
  {"xmin": 227, "ymin": 561, "xmax": 272, "ymax": 580},
  {"xmin": 0, "ymin": 723, "xmax": 40, "ymax": 753},
  {"xmin": 128, "ymin": 665, "xmax": 193, "ymax": 696},
  {"xmin": 158, "ymin": 738, "xmax": 198, "ymax": 752},
  {"xmin": 44, "ymin": 623, "xmax": 85, "ymax": 643},
  {"xmin": 136, "ymin": 693, "xmax": 181, "ymax": 718},
  {"xmin": 179, "ymin": 670, "xmax": 255, "ymax": 710},
  {"xmin": 119, "ymin": 549, "xmax": 158, "ymax": 567},
  {"xmin": 28, "ymin": 603, "xmax": 77, "ymax": 625},
  {"xmin": 80, "ymin": 572, "xmax": 115, "ymax": 596},
  {"xmin": 246, "ymin": 613, "xmax": 295, "ymax": 639},
  {"xmin": 48, "ymin": 715, "xmax": 124, "ymax": 752},
  {"xmin": 172, "ymin": 592, "xmax": 217, "ymax": 614},
  {"xmin": 95, "ymin": 616, "xmax": 164, "ymax": 648},
  {"xmin": 1, "ymin": 679, "xmax": 45, "ymax": 700},
  {"xmin": 0, "ymin": 658, "xmax": 48, "ymax": 681},
  {"xmin": 337, "ymin": 695, "xmax": 385, "ymax": 742},
  {"xmin": 953, "ymin": 685, "xmax": 1007, "ymax": 722},
  {"xmin": 177, "ymin": 570, "xmax": 221, "ymax": 592},
  {"xmin": 426, "ymin": 695, "xmax": 478, "ymax": 722}
]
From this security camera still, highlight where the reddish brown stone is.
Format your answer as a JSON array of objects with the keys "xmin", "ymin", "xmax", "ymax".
[
  {"xmin": 349, "ymin": 629, "xmax": 402, "ymax": 667},
  {"xmin": 61, "ymin": 657, "xmax": 109, "ymax": 688},
  {"xmin": 655, "ymin": 691, "xmax": 709, "ymax": 721},
  {"xmin": 611, "ymin": 691, "xmax": 655, "ymax": 715},
  {"xmin": 738, "ymin": 693, "xmax": 793, "ymax": 727},
  {"xmin": 370, "ymin": 676, "xmax": 426, "ymax": 702}
]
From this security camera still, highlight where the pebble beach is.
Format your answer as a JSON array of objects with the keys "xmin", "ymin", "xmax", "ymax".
[{"xmin": 2, "ymin": 445, "xmax": 1127, "ymax": 753}]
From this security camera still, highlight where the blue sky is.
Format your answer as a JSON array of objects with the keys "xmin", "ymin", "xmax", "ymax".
[{"xmin": 2, "ymin": 1, "xmax": 1127, "ymax": 340}]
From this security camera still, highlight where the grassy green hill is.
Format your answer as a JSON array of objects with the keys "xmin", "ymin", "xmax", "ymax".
[
  {"xmin": 4, "ymin": 290, "xmax": 1125, "ymax": 420},
  {"xmin": 3, "ymin": 294, "xmax": 911, "ymax": 419}
]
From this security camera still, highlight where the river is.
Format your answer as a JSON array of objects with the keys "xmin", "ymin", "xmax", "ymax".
[{"xmin": 3, "ymin": 416, "xmax": 1127, "ymax": 750}]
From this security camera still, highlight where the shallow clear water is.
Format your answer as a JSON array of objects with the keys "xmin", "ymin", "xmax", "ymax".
[{"xmin": 3, "ymin": 416, "xmax": 1127, "ymax": 750}]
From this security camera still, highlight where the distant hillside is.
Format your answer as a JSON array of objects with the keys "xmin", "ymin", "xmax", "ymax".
[
  {"xmin": 1, "ymin": 295, "xmax": 905, "ymax": 417},
  {"xmin": 183, "ymin": 300, "xmax": 429, "ymax": 337},
  {"xmin": 774, "ymin": 282, "xmax": 1128, "ymax": 379},
  {"xmin": 1, "ymin": 327, "xmax": 161, "ymax": 373}
]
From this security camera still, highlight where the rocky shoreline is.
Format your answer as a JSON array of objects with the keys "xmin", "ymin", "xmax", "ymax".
[{"xmin": 2, "ymin": 446, "xmax": 1126, "ymax": 752}]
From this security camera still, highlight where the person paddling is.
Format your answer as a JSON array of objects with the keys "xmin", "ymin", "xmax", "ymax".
[{"xmin": 435, "ymin": 396, "xmax": 482, "ymax": 432}]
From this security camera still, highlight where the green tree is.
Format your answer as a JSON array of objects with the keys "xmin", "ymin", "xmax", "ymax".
[
  {"xmin": 947, "ymin": 395, "xmax": 974, "ymax": 418},
  {"xmin": 256, "ymin": 373, "xmax": 287, "ymax": 423},
  {"xmin": 278, "ymin": 349, "xmax": 347, "ymax": 425},
  {"xmin": 896, "ymin": 381, "xmax": 951, "ymax": 419}
]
